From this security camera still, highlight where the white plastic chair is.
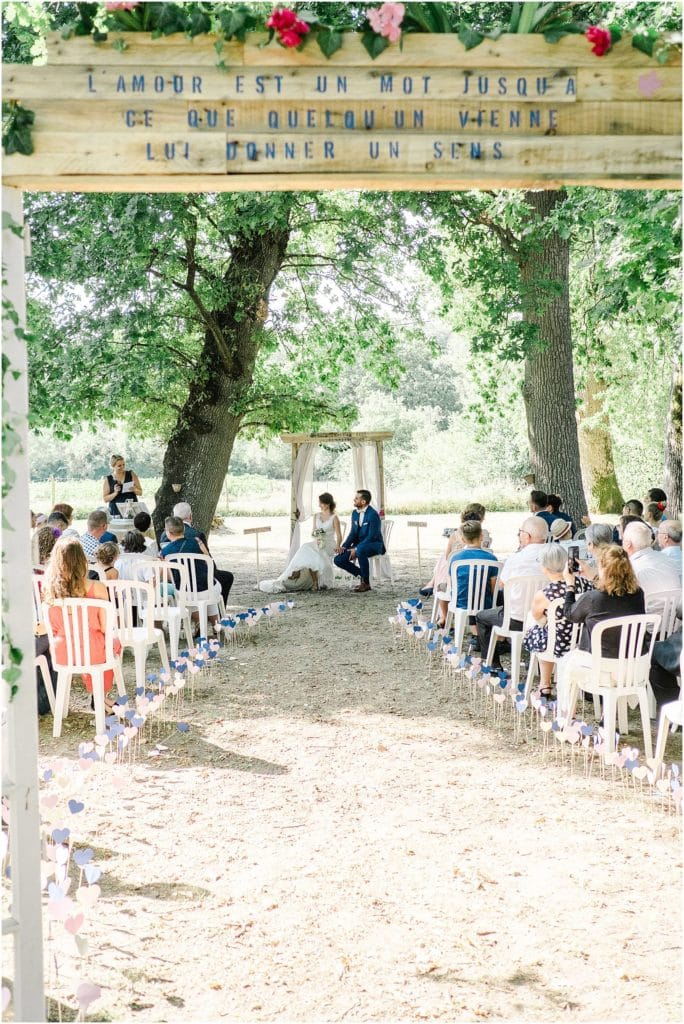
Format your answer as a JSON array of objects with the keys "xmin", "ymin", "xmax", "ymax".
[
  {"xmin": 369, "ymin": 519, "xmax": 395, "ymax": 584},
  {"xmin": 44, "ymin": 598, "xmax": 126, "ymax": 738},
  {"xmin": 103, "ymin": 579, "xmax": 170, "ymax": 689},
  {"xmin": 649, "ymin": 699, "xmax": 684, "ymax": 780},
  {"xmin": 133, "ymin": 559, "xmax": 193, "ymax": 661},
  {"xmin": 431, "ymin": 558, "xmax": 503, "ymax": 652},
  {"xmin": 31, "ymin": 573, "xmax": 45, "ymax": 628},
  {"xmin": 164, "ymin": 553, "xmax": 225, "ymax": 639},
  {"xmin": 558, "ymin": 614, "xmax": 661, "ymax": 758},
  {"xmin": 485, "ymin": 574, "xmax": 546, "ymax": 693},
  {"xmin": 645, "ymin": 589, "xmax": 681, "ymax": 641},
  {"xmin": 35, "ymin": 654, "xmax": 56, "ymax": 715},
  {"xmin": 523, "ymin": 596, "xmax": 582, "ymax": 699}
]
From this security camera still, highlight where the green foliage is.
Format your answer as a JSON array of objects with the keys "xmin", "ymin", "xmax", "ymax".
[{"xmin": 2, "ymin": 101, "xmax": 35, "ymax": 155}]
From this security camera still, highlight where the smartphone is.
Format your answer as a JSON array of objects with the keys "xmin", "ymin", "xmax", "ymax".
[{"xmin": 568, "ymin": 544, "xmax": 580, "ymax": 573}]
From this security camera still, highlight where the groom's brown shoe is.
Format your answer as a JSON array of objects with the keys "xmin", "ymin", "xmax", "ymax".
[{"xmin": 353, "ymin": 581, "xmax": 371, "ymax": 592}]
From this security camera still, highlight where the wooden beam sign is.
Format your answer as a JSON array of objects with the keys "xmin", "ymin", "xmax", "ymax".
[{"xmin": 3, "ymin": 32, "xmax": 681, "ymax": 191}]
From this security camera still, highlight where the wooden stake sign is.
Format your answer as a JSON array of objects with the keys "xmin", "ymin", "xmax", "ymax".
[
  {"xmin": 3, "ymin": 32, "xmax": 681, "ymax": 191},
  {"xmin": 243, "ymin": 526, "xmax": 271, "ymax": 586}
]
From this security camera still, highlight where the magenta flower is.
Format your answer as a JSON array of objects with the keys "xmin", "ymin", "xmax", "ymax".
[
  {"xmin": 105, "ymin": 1, "xmax": 140, "ymax": 10},
  {"xmin": 367, "ymin": 2, "xmax": 405, "ymax": 43}
]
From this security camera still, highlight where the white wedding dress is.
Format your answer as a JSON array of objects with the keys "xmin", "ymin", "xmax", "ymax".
[{"xmin": 259, "ymin": 514, "xmax": 338, "ymax": 593}]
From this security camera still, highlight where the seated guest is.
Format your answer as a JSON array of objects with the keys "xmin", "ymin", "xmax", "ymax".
[
  {"xmin": 577, "ymin": 522, "xmax": 614, "ymax": 586},
  {"xmin": 420, "ymin": 503, "xmax": 492, "ymax": 597},
  {"xmin": 133, "ymin": 511, "xmax": 160, "ymax": 555},
  {"xmin": 161, "ymin": 516, "xmax": 222, "ymax": 631},
  {"xmin": 547, "ymin": 493, "xmax": 576, "ymax": 536},
  {"xmin": 434, "ymin": 520, "xmax": 498, "ymax": 631},
  {"xmin": 529, "ymin": 489, "xmax": 559, "ymax": 529},
  {"xmin": 623, "ymin": 499, "xmax": 644, "ymax": 518},
  {"xmin": 644, "ymin": 502, "xmax": 665, "ymax": 531},
  {"xmin": 645, "ymin": 487, "xmax": 668, "ymax": 520},
  {"xmin": 52, "ymin": 503, "xmax": 79, "ymax": 538},
  {"xmin": 161, "ymin": 501, "xmax": 233, "ymax": 603},
  {"xmin": 80, "ymin": 510, "xmax": 116, "ymax": 562},
  {"xmin": 656, "ymin": 520, "xmax": 682, "ymax": 580},
  {"xmin": 622, "ymin": 521, "xmax": 680, "ymax": 600},
  {"xmin": 614, "ymin": 513, "xmax": 645, "ymax": 546},
  {"xmin": 92, "ymin": 541, "xmax": 120, "ymax": 581},
  {"xmin": 549, "ymin": 518, "xmax": 572, "ymax": 542},
  {"xmin": 476, "ymin": 515, "xmax": 548, "ymax": 669},
  {"xmin": 649, "ymin": 627, "xmax": 682, "ymax": 708},
  {"xmin": 556, "ymin": 545, "xmax": 645, "ymax": 713},
  {"xmin": 115, "ymin": 530, "xmax": 156, "ymax": 581},
  {"xmin": 523, "ymin": 543, "xmax": 577, "ymax": 697},
  {"xmin": 34, "ymin": 526, "xmax": 60, "ymax": 570},
  {"xmin": 47, "ymin": 511, "xmax": 69, "ymax": 534}
]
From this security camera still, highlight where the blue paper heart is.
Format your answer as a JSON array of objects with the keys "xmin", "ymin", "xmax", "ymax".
[
  {"xmin": 125, "ymin": 709, "xmax": 135, "ymax": 721},
  {"xmin": 68, "ymin": 800, "xmax": 84, "ymax": 815},
  {"xmin": 135, "ymin": 686, "xmax": 144, "ymax": 696},
  {"xmin": 552, "ymin": 721, "xmax": 560, "ymax": 732},
  {"xmin": 52, "ymin": 828, "xmax": 70, "ymax": 844},
  {"xmin": 499, "ymin": 679, "xmax": 508, "ymax": 689},
  {"xmin": 74, "ymin": 848, "xmax": 94, "ymax": 867},
  {"xmin": 147, "ymin": 673, "xmax": 157, "ymax": 682},
  {"xmin": 426, "ymin": 642, "xmax": 437, "ymax": 652},
  {"xmin": 42, "ymin": 769, "xmax": 53, "ymax": 782},
  {"xmin": 625, "ymin": 757, "xmax": 640, "ymax": 770},
  {"xmin": 580, "ymin": 724, "xmax": 593, "ymax": 736},
  {"xmin": 115, "ymin": 695, "xmax": 129, "ymax": 705},
  {"xmin": 84, "ymin": 864, "xmax": 101, "ymax": 885},
  {"xmin": 132, "ymin": 715, "xmax": 145, "ymax": 728},
  {"xmin": 278, "ymin": 603, "xmax": 286, "ymax": 611},
  {"xmin": 177, "ymin": 722, "xmax": 190, "ymax": 733},
  {"xmin": 83, "ymin": 750, "xmax": 99, "ymax": 762},
  {"xmin": 48, "ymin": 882, "xmax": 64, "ymax": 899},
  {"xmin": 481, "ymin": 665, "xmax": 492, "ymax": 676},
  {"xmin": 105, "ymin": 714, "xmax": 117, "ymax": 726},
  {"xmin": 517, "ymin": 682, "xmax": 526, "ymax": 693}
]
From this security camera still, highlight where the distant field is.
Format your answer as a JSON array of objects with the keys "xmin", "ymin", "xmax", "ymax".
[{"xmin": 30, "ymin": 475, "xmax": 523, "ymax": 519}]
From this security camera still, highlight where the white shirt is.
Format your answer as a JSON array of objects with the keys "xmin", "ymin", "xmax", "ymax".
[
  {"xmin": 357, "ymin": 509, "xmax": 365, "ymax": 527},
  {"xmin": 661, "ymin": 545, "xmax": 682, "ymax": 581},
  {"xmin": 500, "ymin": 542, "xmax": 546, "ymax": 621},
  {"xmin": 629, "ymin": 547, "xmax": 681, "ymax": 600}
]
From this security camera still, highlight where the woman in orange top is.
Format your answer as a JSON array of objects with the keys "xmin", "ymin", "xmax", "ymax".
[{"xmin": 43, "ymin": 536, "xmax": 121, "ymax": 701}]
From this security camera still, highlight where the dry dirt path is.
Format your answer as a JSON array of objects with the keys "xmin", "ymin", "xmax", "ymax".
[{"xmin": 36, "ymin": 515, "xmax": 682, "ymax": 1023}]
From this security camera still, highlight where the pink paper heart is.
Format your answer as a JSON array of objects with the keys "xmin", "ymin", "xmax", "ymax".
[
  {"xmin": 124, "ymin": 726, "xmax": 137, "ymax": 739},
  {"xmin": 78, "ymin": 759, "xmax": 95, "ymax": 772},
  {"xmin": 94, "ymin": 734, "xmax": 108, "ymax": 748},
  {"xmin": 48, "ymin": 897, "xmax": 73, "ymax": 920},
  {"xmin": 64, "ymin": 912, "xmax": 85, "ymax": 935},
  {"xmin": 76, "ymin": 884, "xmax": 100, "ymax": 908},
  {"xmin": 41, "ymin": 794, "xmax": 59, "ymax": 809},
  {"xmin": 104, "ymin": 752, "xmax": 118, "ymax": 764},
  {"xmin": 76, "ymin": 981, "xmax": 101, "ymax": 1013}
]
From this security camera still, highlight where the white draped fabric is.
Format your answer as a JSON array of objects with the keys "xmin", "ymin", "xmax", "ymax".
[
  {"xmin": 287, "ymin": 442, "xmax": 317, "ymax": 561},
  {"xmin": 351, "ymin": 442, "xmax": 381, "ymax": 510}
]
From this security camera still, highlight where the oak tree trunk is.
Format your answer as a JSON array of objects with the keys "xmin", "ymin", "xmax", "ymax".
[
  {"xmin": 154, "ymin": 226, "xmax": 290, "ymax": 537},
  {"xmin": 519, "ymin": 190, "xmax": 588, "ymax": 528},
  {"xmin": 578, "ymin": 370, "xmax": 624, "ymax": 513},
  {"xmin": 663, "ymin": 354, "xmax": 682, "ymax": 518}
]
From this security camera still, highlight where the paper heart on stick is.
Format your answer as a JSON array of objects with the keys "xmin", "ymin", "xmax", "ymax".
[
  {"xmin": 73, "ymin": 848, "xmax": 94, "ymax": 867},
  {"xmin": 64, "ymin": 912, "xmax": 85, "ymax": 935},
  {"xmin": 84, "ymin": 864, "xmax": 101, "ymax": 885},
  {"xmin": 47, "ymin": 896, "xmax": 73, "ymax": 920},
  {"xmin": 77, "ymin": 884, "xmax": 101, "ymax": 908},
  {"xmin": 41, "ymin": 795, "xmax": 59, "ymax": 810},
  {"xmin": 68, "ymin": 800, "xmax": 84, "ymax": 815},
  {"xmin": 75, "ymin": 982, "xmax": 101, "ymax": 1015},
  {"xmin": 52, "ymin": 828, "xmax": 70, "ymax": 845}
]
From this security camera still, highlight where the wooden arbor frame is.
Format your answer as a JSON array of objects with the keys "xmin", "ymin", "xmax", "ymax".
[
  {"xmin": 1, "ymin": 22, "xmax": 681, "ymax": 1024},
  {"xmin": 281, "ymin": 431, "xmax": 394, "ymax": 537}
]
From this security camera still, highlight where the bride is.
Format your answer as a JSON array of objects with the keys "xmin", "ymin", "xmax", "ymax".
[{"xmin": 259, "ymin": 492, "xmax": 342, "ymax": 593}]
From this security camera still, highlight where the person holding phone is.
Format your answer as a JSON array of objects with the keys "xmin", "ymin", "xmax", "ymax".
[{"xmin": 103, "ymin": 454, "xmax": 143, "ymax": 517}]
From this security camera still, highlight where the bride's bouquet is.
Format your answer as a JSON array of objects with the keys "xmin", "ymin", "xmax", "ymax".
[{"xmin": 312, "ymin": 527, "xmax": 326, "ymax": 549}]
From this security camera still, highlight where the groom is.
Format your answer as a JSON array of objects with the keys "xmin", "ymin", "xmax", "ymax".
[{"xmin": 334, "ymin": 489, "xmax": 385, "ymax": 592}]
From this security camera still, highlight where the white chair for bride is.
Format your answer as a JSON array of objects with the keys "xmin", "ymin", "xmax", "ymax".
[{"xmin": 369, "ymin": 519, "xmax": 395, "ymax": 585}]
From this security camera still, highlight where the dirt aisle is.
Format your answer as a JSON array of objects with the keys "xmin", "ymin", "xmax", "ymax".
[{"xmin": 37, "ymin": 517, "xmax": 682, "ymax": 1022}]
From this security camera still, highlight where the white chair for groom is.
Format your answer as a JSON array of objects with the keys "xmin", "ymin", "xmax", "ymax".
[{"xmin": 369, "ymin": 519, "xmax": 396, "ymax": 585}]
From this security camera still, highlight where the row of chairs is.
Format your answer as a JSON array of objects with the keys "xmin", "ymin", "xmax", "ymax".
[
  {"xmin": 431, "ymin": 558, "xmax": 681, "ymax": 762},
  {"xmin": 32, "ymin": 554, "xmax": 225, "ymax": 737}
]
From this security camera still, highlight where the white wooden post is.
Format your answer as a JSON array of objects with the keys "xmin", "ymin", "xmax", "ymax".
[
  {"xmin": 1, "ymin": 187, "xmax": 45, "ymax": 1021},
  {"xmin": 407, "ymin": 520, "xmax": 427, "ymax": 581},
  {"xmin": 243, "ymin": 526, "xmax": 271, "ymax": 586}
]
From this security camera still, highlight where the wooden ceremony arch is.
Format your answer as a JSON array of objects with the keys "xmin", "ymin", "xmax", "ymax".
[
  {"xmin": 281, "ymin": 431, "xmax": 394, "ymax": 538},
  {"xmin": 1, "ymin": 22, "xmax": 681, "ymax": 1022}
]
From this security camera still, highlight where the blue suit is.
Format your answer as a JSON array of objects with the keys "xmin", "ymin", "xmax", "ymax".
[{"xmin": 334, "ymin": 506, "xmax": 385, "ymax": 584}]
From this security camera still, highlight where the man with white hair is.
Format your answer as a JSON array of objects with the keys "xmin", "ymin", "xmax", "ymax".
[
  {"xmin": 622, "ymin": 521, "xmax": 680, "ymax": 599},
  {"xmin": 656, "ymin": 520, "xmax": 682, "ymax": 582},
  {"xmin": 476, "ymin": 516, "xmax": 548, "ymax": 668},
  {"xmin": 161, "ymin": 501, "xmax": 234, "ymax": 603}
]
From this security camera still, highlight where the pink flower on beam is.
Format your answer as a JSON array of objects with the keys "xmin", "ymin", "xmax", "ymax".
[
  {"xmin": 585, "ymin": 25, "xmax": 612, "ymax": 57},
  {"xmin": 105, "ymin": 1, "xmax": 140, "ymax": 10},
  {"xmin": 367, "ymin": 2, "xmax": 405, "ymax": 44}
]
